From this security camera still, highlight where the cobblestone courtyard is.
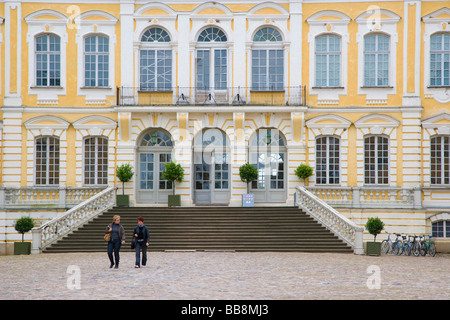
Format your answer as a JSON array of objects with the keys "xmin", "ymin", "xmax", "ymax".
[{"xmin": 0, "ymin": 251, "xmax": 448, "ymax": 300}]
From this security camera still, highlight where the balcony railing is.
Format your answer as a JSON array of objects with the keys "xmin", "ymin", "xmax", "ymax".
[{"xmin": 117, "ymin": 86, "xmax": 306, "ymax": 106}]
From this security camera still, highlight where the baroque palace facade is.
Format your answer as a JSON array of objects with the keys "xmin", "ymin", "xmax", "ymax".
[{"xmin": 0, "ymin": 0, "xmax": 450, "ymax": 252}]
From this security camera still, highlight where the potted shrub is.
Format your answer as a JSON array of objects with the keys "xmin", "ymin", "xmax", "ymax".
[
  {"xmin": 239, "ymin": 163, "xmax": 258, "ymax": 207},
  {"xmin": 116, "ymin": 163, "xmax": 134, "ymax": 207},
  {"xmin": 162, "ymin": 161, "xmax": 185, "ymax": 207},
  {"xmin": 294, "ymin": 163, "xmax": 313, "ymax": 186},
  {"xmin": 365, "ymin": 217, "xmax": 385, "ymax": 256},
  {"xmin": 14, "ymin": 216, "xmax": 35, "ymax": 255}
]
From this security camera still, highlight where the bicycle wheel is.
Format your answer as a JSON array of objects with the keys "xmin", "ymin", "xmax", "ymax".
[
  {"xmin": 381, "ymin": 240, "xmax": 390, "ymax": 255},
  {"xmin": 420, "ymin": 242, "xmax": 427, "ymax": 256},
  {"xmin": 403, "ymin": 243, "xmax": 411, "ymax": 256},
  {"xmin": 412, "ymin": 242, "xmax": 421, "ymax": 256},
  {"xmin": 393, "ymin": 242, "xmax": 402, "ymax": 255},
  {"xmin": 429, "ymin": 243, "xmax": 437, "ymax": 257}
]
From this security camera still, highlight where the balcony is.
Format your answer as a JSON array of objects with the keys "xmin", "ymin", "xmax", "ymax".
[{"xmin": 116, "ymin": 86, "xmax": 306, "ymax": 107}]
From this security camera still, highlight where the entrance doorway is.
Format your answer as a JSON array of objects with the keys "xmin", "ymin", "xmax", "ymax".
[
  {"xmin": 193, "ymin": 128, "xmax": 230, "ymax": 204},
  {"xmin": 136, "ymin": 129, "xmax": 173, "ymax": 203},
  {"xmin": 249, "ymin": 128, "xmax": 287, "ymax": 203}
]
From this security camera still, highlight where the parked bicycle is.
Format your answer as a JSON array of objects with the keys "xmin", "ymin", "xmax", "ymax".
[
  {"xmin": 381, "ymin": 233, "xmax": 403, "ymax": 255},
  {"xmin": 419, "ymin": 235, "xmax": 437, "ymax": 257}
]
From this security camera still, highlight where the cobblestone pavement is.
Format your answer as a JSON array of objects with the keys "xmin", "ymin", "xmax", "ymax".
[{"xmin": 0, "ymin": 251, "xmax": 448, "ymax": 300}]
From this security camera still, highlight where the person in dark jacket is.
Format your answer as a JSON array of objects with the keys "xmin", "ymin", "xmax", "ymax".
[
  {"xmin": 134, "ymin": 216, "xmax": 149, "ymax": 268},
  {"xmin": 106, "ymin": 215, "xmax": 126, "ymax": 269}
]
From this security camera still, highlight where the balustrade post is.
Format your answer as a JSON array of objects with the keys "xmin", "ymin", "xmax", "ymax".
[
  {"xmin": 413, "ymin": 187, "xmax": 422, "ymax": 209},
  {"xmin": 58, "ymin": 186, "xmax": 67, "ymax": 208},
  {"xmin": 352, "ymin": 187, "xmax": 361, "ymax": 208},
  {"xmin": 354, "ymin": 227, "xmax": 364, "ymax": 255},
  {"xmin": 31, "ymin": 228, "xmax": 42, "ymax": 254}
]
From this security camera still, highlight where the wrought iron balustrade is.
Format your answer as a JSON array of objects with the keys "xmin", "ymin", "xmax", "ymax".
[{"xmin": 116, "ymin": 86, "xmax": 306, "ymax": 106}]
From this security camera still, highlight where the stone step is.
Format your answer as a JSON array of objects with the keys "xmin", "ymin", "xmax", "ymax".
[{"xmin": 43, "ymin": 206, "xmax": 353, "ymax": 253}]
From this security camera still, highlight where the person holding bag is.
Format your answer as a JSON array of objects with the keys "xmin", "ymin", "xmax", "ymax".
[
  {"xmin": 105, "ymin": 215, "xmax": 126, "ymax": 269},
  {"xmin": 134, "ymin": 216, "xmax": 149, "ymax": 268}
]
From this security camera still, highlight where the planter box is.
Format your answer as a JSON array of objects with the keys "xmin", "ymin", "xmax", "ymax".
[
  {"xmin": 168, "ymin": 195, "xmax": 181, "ymax": 207},
  {"xmin": 116, "ymin": 195, "xmax": 130, "ymax": 207},
  {"xmin": 14, "ymin": 242, "xmax": 31, "ymax": 255},
  {"xmin": 366, "ymin": 242, "xmax": 381, "ymax": 256}
]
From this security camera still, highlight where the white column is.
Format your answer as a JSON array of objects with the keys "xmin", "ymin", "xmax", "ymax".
[
  {"xmin": 289, "ymin": 0, "xmax": 302, "ymax": 88},
  {"xmin": 233, "ymin": 13, "xmax": 246, "ymax": 90},
  {"xmin": 120, "ymin": 0, "xmax": 135, "ymax": 88},
  {"xmin": 177, "ymin": 13, "xmax": 190, "ymax": 91}
]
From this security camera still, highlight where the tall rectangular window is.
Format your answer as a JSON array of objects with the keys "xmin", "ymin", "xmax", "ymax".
[
  {"xmin": 315, "ymin": 35, "xmax": 341, "ymax": 87},
  {"xmin": 431, "ymin": 136, "xmax": 450, "ymax": 185},
  {"xmin": 84, "ymin": 36, "xmax": 109, "ymax": 87},
  {"xmin": 35, "ymin": 136, "xmax": 60, "ymax": 185},
  {"xmin": 316, "ymin": 136, "xmax": 340, "ymax": 184},
  {"xmin": 364, "ymin": 135, "xmax": 389, "ymax": 184},
  {"xmin": 140, "ymin": 50, "xmax": 172, "ymax": 91},
  {"xmin": 84, "ymin": 137, "xmax": 108, "ymax": 185},
  {"xmin": 252, "ymin": 49, "xmax": 284, "ymax": 91},
  {"xmin": 364, "ymin": 34, "xmax": 389, "ymax": 87},
  {"xmin": 430, "ymin": 33, "xmax": 450, "ymax": 86},
  {"xmin": 36, "ymin": 35, "xmax": 61, "ymax": 87}
]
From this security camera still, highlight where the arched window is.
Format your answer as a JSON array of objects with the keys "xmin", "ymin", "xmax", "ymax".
[
  {"xmin": 140, "ymin": 130, "xmax": 173, "ymax": 147},
  {"xmin": 315, "ymin": 35, "xmax": 341, "ymax": 87},
  {"xmin": 196, "ymin": 27, "xmax": 228, "ymax": 90},
  {"xmin": 36, "ymin": 34, "xmax": 61, "ymax": 87},
  {"xmin": 140, "ymin": 27, "xmax": 172, "ymax": 91},
  {"xmin": 84, "ymin": 136, "xmax": 108, "ymax": 185},
  {"xmin": 316, "ymin": 136, "xmax": 340, "ymax": 185},
  {"xmin": 252, "ymin": 27, "xmax": 284, "ymax": 91},
  {"xmin": 431, "ymin": 136, "xmax": 450, "ymax": 185},
  {"xmin": 364, "ymin": 33, "xmax": 390, "ymax": 87},
  {"xmin": 35, "ymin": 136, "xmax": 60, "ymax": 185},
  {"xmin": 364, "ymin": 135, "xmax": 389, "ymax": 184},
  {"xmin": 430, "ymin": 33, "xmax": 450, "ymax": 86},
  {"xmin": 84, "ymin": 35, "xmax": 109, "ymax": 87}
]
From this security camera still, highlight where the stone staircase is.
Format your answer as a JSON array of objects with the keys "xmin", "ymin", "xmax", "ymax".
[{"xmin": 43, "ymin": 206, "xmax": 353, "ymax": 253}]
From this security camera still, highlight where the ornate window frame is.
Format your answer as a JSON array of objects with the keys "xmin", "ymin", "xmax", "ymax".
[
  {"xmin": 75, "ymin": 10, "xmax": 118, "ymax": 106},
  {"xmin": 24, "ymin": 116, "xmax": 70, "ymax": 186},
  {"xmin": 306, "ymin": 114, "xmax": 351, "ymax": 186},
  {"xmin": 25, "ymin": 10, "xmax": 68, "ymax": 105},
  {"xmin": 422, "ymin": 113, "xmax": 450, "ymax": 187},
  {"xmin": 354, "ymin": 114, "xmax": 399, "ymax": 186},
  {"xmin": 355, "ymin": 9, "xmax": 400, "ymax": 105},
  {"xmin": 307, "ymin": 10, "xmax": 350, "ymax": 105},
  {"xmin": 134, "ymin": 3, "xmax": 177, "ymax": 100},
  {"xmin": 73, "ymin": 115, "xmax": 117, "ymax": 187},
  {"xmin": 423, "ymin": 8, "xmax": 450, "ymax": 104}
]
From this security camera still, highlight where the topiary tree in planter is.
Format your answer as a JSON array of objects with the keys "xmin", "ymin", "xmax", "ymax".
[
  {"xmin": 365, "ymin": 217, "xmax": 385, "ymax": 256},
  {"xmin": 14, "ymin": 216, "xmax": 35, "ymax": 255},
  {"xmin": 239, "ymin": 162, "xmax": 258, "ymax": 194},
  {"xmin": 162, "ymin": 161, "xmax": 185, "ymax": 206},
  {"xmin": 116, "ymin": 163, "xmax": 134, "ymax": 206},
  {"xmin": 294, "ymin": 163, "xmax": 314, "ymax": 185},
  {"xmin": 365, "ymin": 217, "xmax": 385, "ymax": 242}
]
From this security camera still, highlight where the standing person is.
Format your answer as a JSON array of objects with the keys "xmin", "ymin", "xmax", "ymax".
[
  {"xmin": 134, "ymin": 216, "xmax": 149, "ymax": 268},
  {"xmin": 106, "ymin": 215, "xmax": 126, "ymax": 269}
]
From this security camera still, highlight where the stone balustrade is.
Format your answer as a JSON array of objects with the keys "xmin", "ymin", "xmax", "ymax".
[
  {"xmin": 296, "ymin": 186, "xmax": 365, "ymax": 255},
  {"xmin": 31, "ymin": 186, "xmax": 117, "ymax": 254}
]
